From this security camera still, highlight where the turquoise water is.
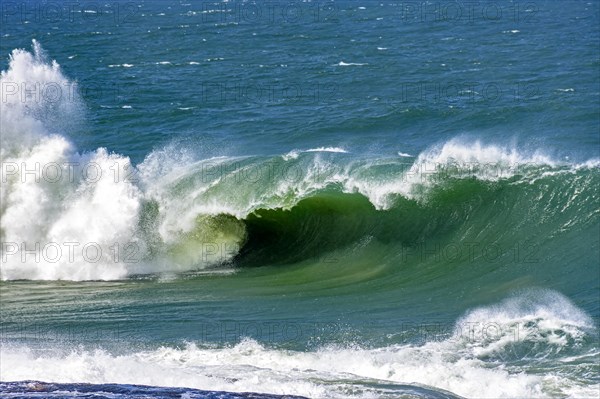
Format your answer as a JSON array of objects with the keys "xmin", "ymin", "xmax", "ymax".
[{"xmin": 1, "ymin": 1, "xmax": 599, "ymax": 398}]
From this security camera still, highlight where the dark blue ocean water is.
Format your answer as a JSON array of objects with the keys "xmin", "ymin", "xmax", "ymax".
[{"xmin": 1, "ymin": 1, "xmax": 599, "ymax": 398}]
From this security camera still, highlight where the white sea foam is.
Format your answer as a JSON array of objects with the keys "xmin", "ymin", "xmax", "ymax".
[
  {"xmin": 305, "ymin": 147, "xmax": 348, "ymax": 153},
  {"xmin": 282, "ymin": 149, "xmax": 300, "ymax": 161},
  {"xmin": 344, "ymin": 138, "xmax": 561, "ymax": 209},
  {"xmin": 338, "ymin": 61, "xmax": 368, "ymax": 66},
  {"xmin": 0, "ymin": 42, "xmax": 142, "ymax": 280},
  {"xmin": 1, "ymin": 291, "xmax": 595, "ymax": 398},
  {"xmin": 284, "ymin": 147, "xmax": 347, "ymax": 159}
]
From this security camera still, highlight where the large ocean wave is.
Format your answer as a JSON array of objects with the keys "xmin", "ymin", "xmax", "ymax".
[{"xmin": 1, "ymin": 41, "xmax": 599, "ymax": 281}]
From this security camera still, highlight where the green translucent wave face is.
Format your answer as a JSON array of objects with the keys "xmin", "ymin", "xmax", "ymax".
[
  {"xmin": 134, "ymin": 161, "xmax": 598, "ymax": 304},
  {"xmin": 168, "ymin": 214, "xmax": 247, "ymax": 269}
]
